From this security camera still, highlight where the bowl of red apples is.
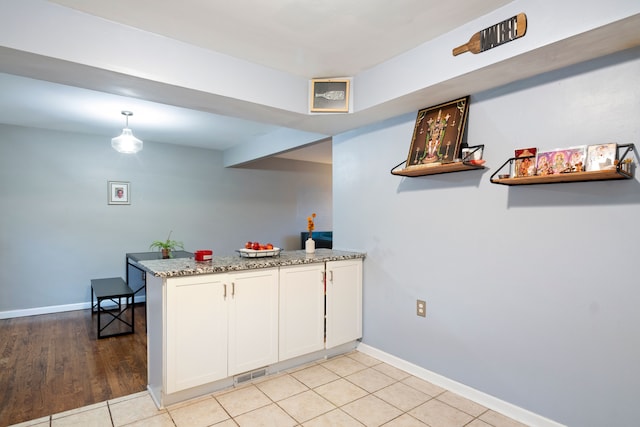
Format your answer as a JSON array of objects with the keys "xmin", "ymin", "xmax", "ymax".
[{"xmin": 237, "ymin": 241, "xmax": 280, "ymax": 257}]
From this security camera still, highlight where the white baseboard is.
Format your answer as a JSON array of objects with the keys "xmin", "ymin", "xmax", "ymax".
[
  {"xmin": 356, "ymin": 343, "xmax": 566, "ymax": 427},
  {"xmin": 0, "ymin": 302, "xmax": 90, "ymax": 319},
  {"xmin": 0, "ymin": 297, "xmax": 146, "ymax": 320}
]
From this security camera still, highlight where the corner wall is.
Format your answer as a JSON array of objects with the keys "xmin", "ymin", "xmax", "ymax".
[{"xmin": 333, "ymin": 47, "xmax": 640, "ymax": 427}]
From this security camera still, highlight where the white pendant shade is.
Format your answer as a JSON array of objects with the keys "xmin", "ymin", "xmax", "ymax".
[
  {"xmin": 111, "ymin": 128, "xmax": 143, "ymax": 153},
  {"xmin": 111, "ymin": 111, "xmax": 143, "ymax": 153}
]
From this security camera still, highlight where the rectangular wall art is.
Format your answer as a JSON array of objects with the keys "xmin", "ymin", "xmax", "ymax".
[
  {"xmin": 406, "ymin": 96, "xmax": 470, "ymax": 166},
  {"xmin": 108, "ymin": 181, "xmax": 130, "ymax": 205},
  {"xmin": 310, "ymin": 79, "xmax": 350, "ymax": 113}
]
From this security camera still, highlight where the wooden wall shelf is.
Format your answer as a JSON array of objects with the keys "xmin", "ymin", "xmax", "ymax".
[
  {"xmin": 491, "ymin": 168, "xmax": 633, "ymax": 185},
  {"xmin": 490, "ymin": 143, "xmax": 636, "ymax": 186},
  {"xmin": 391, "ymin": 144, "xmax": 485, "ymax": 177},
  {"xmin": 391, "ymin": 161, "xmax": 485, "ymax": 177}
]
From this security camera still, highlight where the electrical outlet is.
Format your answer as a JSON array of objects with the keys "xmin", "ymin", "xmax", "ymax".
[{"xmin": 416, "ymin": 299, "xmax": 426, "ymax": 317}]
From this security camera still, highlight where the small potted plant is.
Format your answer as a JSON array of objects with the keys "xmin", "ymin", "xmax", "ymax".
[{"xmin": 149, "ymin": 231, "xmax": 184, "ymax": 259}]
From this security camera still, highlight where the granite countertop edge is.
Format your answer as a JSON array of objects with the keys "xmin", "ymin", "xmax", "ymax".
[{"xmin": 134, "ymin": 249, "xmax": 365, "ymax": 278}]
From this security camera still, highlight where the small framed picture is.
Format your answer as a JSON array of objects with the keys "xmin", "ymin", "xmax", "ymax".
[
  {"xmin": 566, "ymin": 146, "xmax": 587, "ymax": 172},
  {"xmin": 586, "ymin": 143, "xmax": 617, "ymax": 171},
  {"xmin": 310, "ymin": 78, "xmax": 350, "ymax": 113},
  {"xmin": 535, "ymin": 151, "xmax": 552, "ymax": 175},
  {"xmin": 108, "ymin": 181, "xmax": 130, "ymax": 205},
  {"xmin": 514, "ymin": 147, "xmax": 537, "ymax": 177}
]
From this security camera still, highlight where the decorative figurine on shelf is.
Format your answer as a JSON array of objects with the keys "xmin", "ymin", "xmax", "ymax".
[{"xmin": 306, "ymin": 213, "xmax": 316, "ymax": 254}]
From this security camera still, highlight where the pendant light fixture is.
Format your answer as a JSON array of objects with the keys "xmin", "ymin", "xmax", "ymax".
[{"xmin": 111, "ymin": 111, "xmax": 143, "ymax": 153}]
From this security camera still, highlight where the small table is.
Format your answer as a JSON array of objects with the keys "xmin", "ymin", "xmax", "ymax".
[
  {"xmin": 126, "ymin": 251, "xmax": 194, "ymax": 299},
  {"xmin": 126, "ymin": 251, "xmax": 193, "ymax": 332},
  {"xmin": 91, "ymin": 277, "xmax": 135, "ymax": 339}
]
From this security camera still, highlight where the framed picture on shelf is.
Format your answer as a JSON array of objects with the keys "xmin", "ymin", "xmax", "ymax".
[
  {"xmin": 586, "ymin": 143, "xmax": 617, "ymax": 171},
  {"xmin": 405, "ymin": 96, "xmax": 470, "ymax": 167},
  {"xmin": 514, "ymin": 147, "xmax": 537, "ymax": 177},
  {"xmin": 310, "ymin": 78, "xmax": 350, "ymax": 113},
  {"xmin": 536, "ymin": 146, "xmax": 586, "ymax": 175},
  {"xmin": 535, "ymin": 151, "xmax": 552, "ymax": 175},
  {"xmin": 108, "ymin": 181, "xmax": 130, "ymax": 205},
  {"xmin": 566, "ymin": 146, "xmax": 587, "ymax": 172}
]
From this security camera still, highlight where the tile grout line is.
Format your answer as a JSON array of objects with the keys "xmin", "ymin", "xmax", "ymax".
[{"xmin": 106, "ymin": 400, "xmax": 116, "ymax": 427}]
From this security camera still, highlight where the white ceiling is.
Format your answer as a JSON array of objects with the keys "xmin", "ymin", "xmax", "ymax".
[
  {"xmin": 0, "ymin": 0, "xmax": 515, "ymax": 163},
  {"xmin": 48, "ymin": 0, "xmax": 515, "ymax": 78}
]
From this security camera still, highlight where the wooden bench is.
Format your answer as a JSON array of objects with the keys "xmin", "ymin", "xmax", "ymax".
[{"xmin": 91, "ymin": 277, "xmax": 134, "ymax": 339}]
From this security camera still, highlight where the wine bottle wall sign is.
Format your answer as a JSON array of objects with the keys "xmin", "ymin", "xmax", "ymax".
[
  {"xmin": 310, "ymin": 78, "xmax": 350, "ymax": 113},
  {"xmin": 453, "ymin": 13, "xmax": 527, "ymax": 56}
]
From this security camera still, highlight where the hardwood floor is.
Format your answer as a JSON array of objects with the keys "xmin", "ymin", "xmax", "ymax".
[{"xmin": 0, "ymin": 305, "xmax": 147, "ymax": 426}]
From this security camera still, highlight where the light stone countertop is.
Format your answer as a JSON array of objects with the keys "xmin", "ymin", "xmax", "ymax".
[{"xmin": 135, "ymin": 249, "xmax": 365, "ymax": 278}]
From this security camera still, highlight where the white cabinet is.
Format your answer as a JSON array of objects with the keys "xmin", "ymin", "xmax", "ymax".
[
  {"xmin": 227, "ymin": 268, "xmax": 279, "ymax": 376},
  {"xmin": 279, "ymin": 263, "xmax": 326, "ymax": 360},
  {"xmin": 325, "ymin": 259, "xmax": 363, "ymax": 348},
  {"xmin": 166, "ymin": 274, "xmax": 227, "ymax": 394},
  {"xmin": 279, "ymin": 259, "xmax": 363, "ymax": 355},
  {"xmin": 165, "ymin": 268, "xmax": 279, "ymax": 393},
  {"xmin": 161, "ymin": 258, "xmax": 362, "ymax": 397}
]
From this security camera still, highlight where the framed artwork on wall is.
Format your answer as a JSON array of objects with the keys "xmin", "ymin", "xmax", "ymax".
[
  {"xmin": 310, "ymin": 78, "xmax": 350, "ymax": 113},
  {"xmin": 406, "ymin": 96, "xmax": 470, "ymax": 166},
  {"xmin": 108, "ymin": 181, "xmax": 130, "ymax": 205}
]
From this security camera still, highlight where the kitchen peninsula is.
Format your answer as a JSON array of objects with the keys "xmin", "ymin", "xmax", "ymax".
[{"xmin": 132, "ymin": 249, "xmax": 365, "ymax": 408}]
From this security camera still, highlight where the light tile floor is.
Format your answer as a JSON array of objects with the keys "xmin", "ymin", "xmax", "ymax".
[{"xmin": 10, "ymin": 351, "xmax": 528, "ymax": 427}]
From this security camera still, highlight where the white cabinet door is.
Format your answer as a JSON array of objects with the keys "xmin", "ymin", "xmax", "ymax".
[
  {"xmin": 325, "ymin": 259, "xmax": 363, "ymax": 349},
  {"xmin": 279, "ymin": 263, "xmax": 325, "ymax": 360},
  {"xmin": 227, "ymin": 268, "xmax": 279, "ymax": 376},
  {"xmin": 166, "ymin": 274, "xmax": 228, "ymax": 393}
]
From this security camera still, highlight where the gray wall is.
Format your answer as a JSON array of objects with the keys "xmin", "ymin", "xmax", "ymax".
[
  {"xmin": 333, "ymin": 47, "xmax": 640, "ymax": 427},
  {"xmin": 0, "ymin": 125, "xmax": 331, "ymax": 313}
]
